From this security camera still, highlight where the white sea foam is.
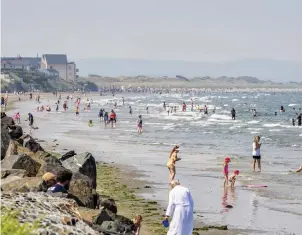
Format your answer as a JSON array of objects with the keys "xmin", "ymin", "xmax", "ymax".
[
  {"xmin": 299, "ymin": 134, "xmax": 302, "ymax": 137},
  {"xmin": 224, "ymin": 104, "xmax": 229, "ymax": 107},
  {"xmin": 263, "ymin": 123, "xmax": 280, "ymax": 127},
  {"xmin": 288, "ymin": 104, "xmax": 298, "ymax": 107},
  {"xmin": 210, "ymin": 114, "xmax": 232, "ymax": 120},
  {"xmin": 269, "ymin": 129, "xmax": 282, "ymax": 132},
  {"xmin": 247, "ymin": 120, "xmax": 260, "ymax": 124},
  {"xmin": 232, "ymin": 99, "xmax": 239, "ymax": 101}
]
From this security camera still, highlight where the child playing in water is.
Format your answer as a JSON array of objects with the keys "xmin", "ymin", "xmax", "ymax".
[
  {"xmin": 131, "ymin": 214, "xmax": 142, "ymax": 235},
  {"xmin": 223, "ymin": 157, "xmax": 231, "ymax": 187},
  {"xmin": 229, "ymin": 170, "xmax": 239, "ymax": 187},
  {"xmin": 88, "ymin": 120, "xmax": 93, "ymax": 127}
]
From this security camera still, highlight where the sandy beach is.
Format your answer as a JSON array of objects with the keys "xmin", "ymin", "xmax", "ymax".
[{"xmin": 4, "ymin": 91, "xmax": 302, "ymax": 235}]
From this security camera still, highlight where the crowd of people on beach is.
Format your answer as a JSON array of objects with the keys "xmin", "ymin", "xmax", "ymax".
[{"xmin": 3, "ymin": 90, "xmax": 302, "ymax": 235}]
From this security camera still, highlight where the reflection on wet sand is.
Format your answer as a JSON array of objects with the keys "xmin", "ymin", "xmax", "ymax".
[{"xmin": 221, "ymin": 187, "xmax": 237, "ymax": 213}]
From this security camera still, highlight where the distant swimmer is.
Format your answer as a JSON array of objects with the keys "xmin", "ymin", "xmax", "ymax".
[
  {"xmin": 114, "ymin": 102, "xmax": 117, "ymax": 108},
  {"xmin": 75, "ymin": 106, "xmax": 79, "ymax": 116},
  {"xmin": 252, "ymin": 109, "xmax": 257, "ymax": 117},
  {"xmin": 280, "ymin": 105, "xmax": 285, "ymax": 112},
  {"xmin": 191, "ymin": 99, "xmax": 194, "ymax": 111},
  {"xmin": 99, "ymin": 109, "xmax": 104, "ymax": 121},
  {"xmin": 182, "ymin": 102, "xmax": 186, "ymax": 112},
  {"xmin": 167, "ymin": 145, "xmax": 181, "ymax": 182},
  {"xmin": 163, "ymin": 102, "xmax": 166, "ymax": 110},
  {"xmin": 292, "ymin": 118, "xmax": 295, "ymax": 126},
  {"xmin": 122, "ymin": 97, "xmax": 124, "ymax": 105},
  {"xmin": 137, "ymin": 115, "xmax": 143, "ymax": 134},
  {"xmin": 56, "ymin": 103, "xmax": 59, "ymax": 112},
  {"xmin": 204, "ymin": 105, "xmax": 208, "ymax": 115},
  {"xmin": 275, "ymin": 112, "xmax": 277, "ymax": 116},
  {"xmin": 231, "ymin": 108, "xmax": 236, "ymax": 120},
  {"xmin": 213, "ymin": 107, "xmax": 216, "ymax": 113},
  {"xmin": 129, "ymin": 106, "xmax": 132, "ymax": 116},
  {"xmin": 63, "ymin": 102, "xmax": 68, "ymax": 112},
  {"xmin": 146, "ymin": 106, "xmax": 149, "ymax": 114}
]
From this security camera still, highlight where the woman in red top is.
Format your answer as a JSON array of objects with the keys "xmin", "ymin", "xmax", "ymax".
[{"xmin": 109, "ymin": 110, "xmax": 116, "ymax": 128}]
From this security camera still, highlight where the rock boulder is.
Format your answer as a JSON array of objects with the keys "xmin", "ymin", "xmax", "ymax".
[
  {"xmin": 62, "ymin": 152, "xmax": 97, "ymax": 189},
  {"xmin": 100, "ymin": 198, "xmax": 117, "ymax": 214},
  {"xmin": 1, "ymin": 153, "xmax": 41, "ymax": 176},
  {"xmin": 17, "ymin": 134, "xmax": 44, "ymax": 153},
  {"xmin": 1, "ymin": 126, "xmax": 10, "ymax": 159},
  {"xmin": 9, "ymin": 125, "xmax": 23, "ymax": 139},
  {"xmin": 59, "ymin": 150, "xmax": 77, "ymax": 161},
  {"xmin": 1, "ymin": 113, "xmax": 15, "ymax": 127},
  {"xmin": 68, "ymin": 177, "xmax": 95, "ymax": 209}
]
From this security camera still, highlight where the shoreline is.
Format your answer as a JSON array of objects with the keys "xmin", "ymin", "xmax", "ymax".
[{"xmin": 3, "ymin": 92, "xmax": 301, "ymax": 234}]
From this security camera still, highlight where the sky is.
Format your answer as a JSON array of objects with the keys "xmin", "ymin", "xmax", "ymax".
[{"xmin": 1, "ymin": 0, "xmax": 301, "ymax": 63}]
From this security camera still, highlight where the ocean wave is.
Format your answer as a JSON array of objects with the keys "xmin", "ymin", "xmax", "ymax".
[
  {"xmin": 269, "ymin": 129, "xmax": 282, "ymax": 132},
  {"xmin": 288, "ymin": 104, "xmax": 298, "ymax": 107},
  {"xmin": 247, "ymin": 120, "xmax": 260, "ymax": 124},
  {"xmin": 232, "ymin": 99, "xmax": 239, "ymax": 101},
  {"xmin": 263, "ymin": 123, "xmax": 281, "ymax": 127}
]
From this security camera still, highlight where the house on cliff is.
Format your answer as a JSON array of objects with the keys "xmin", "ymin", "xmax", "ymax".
[
  {"xmin": 1, "ymin": 56, "xmax": 41, "ymax": 70},
  {"xmin": 40, "ymin": 54, "xmax": 78, "ymax": 81}
]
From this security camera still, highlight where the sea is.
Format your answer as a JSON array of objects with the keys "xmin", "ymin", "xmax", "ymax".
[{"xmin": 11, "ymin": 91, "xmax": 302, "ymax": 235}]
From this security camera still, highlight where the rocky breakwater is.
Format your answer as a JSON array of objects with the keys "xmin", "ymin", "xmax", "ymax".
[{"xmin": 1, "ymin": 113, "xmax": 138, "ymax": 235}]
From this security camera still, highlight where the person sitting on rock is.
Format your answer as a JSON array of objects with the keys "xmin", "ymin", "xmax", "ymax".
[
  {"xmin": 48, "ymin": 170, "xmax": 73, "ymax": 194},
  {"xmin": 38, "ymin": 172, "xmax": 56, "ymax": 192}
]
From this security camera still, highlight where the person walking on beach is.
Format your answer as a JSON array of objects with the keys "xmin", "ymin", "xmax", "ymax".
[
  {"xmin": 137, "ymin": 115, "xmax": 143, "ymax": 134},
  {"xmin": 129, "ymin": 106, "xmax": 133, "ymax": 116},
  {"xmin": 253, "ymin": 136, "xmax": 261, "ymax": 172},
  {"xmin": 167, "ymin": 145, "xmax": 181, "ymax": 182},
  {"xmin": 231, "ymin": 108, "xmax": 236, "ymax": 120},
  {"xmin": 164, "ymin": 180, "xmax": 194, "ymax": 235},
  {"xmin": 26, "ymin": 113, "xmax": 34, "ymax": 131},
  {"xmin": 223, "ymin": 157, "xmax": 231, "ymax": 187},
  {"xmin": 99, "ymin": 109, "xmax": 104, "ymax": 121}
]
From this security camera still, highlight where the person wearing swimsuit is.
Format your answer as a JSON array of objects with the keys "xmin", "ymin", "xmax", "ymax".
[
  {"xmin": 167, "ymin": 145, "xmax": 181, "ymax": 182},
  {"xmin": 223, "ymin": 157, "xmax": 231, "ymax": 187}
]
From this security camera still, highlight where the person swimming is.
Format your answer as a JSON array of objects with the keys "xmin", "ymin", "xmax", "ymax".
[
  {"xmin": 280, "ymin": 105, "xmax": 285, "ymax": 112},
  {"xmin": 129, "ymin": 106, "xmax": 132, "ymax": 116},
  {"xmin": 166, "ymin": 145, "xmax": 181, "ymax": 182}
]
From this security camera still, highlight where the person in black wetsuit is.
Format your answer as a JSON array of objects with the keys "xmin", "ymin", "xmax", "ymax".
[
  {"xmin": 297, "ymin": 114, "xmax": 302, "ymax": 126},
  {"xmin": 231, "ymin": 108, "xmax": 236, "ymax": 120}
]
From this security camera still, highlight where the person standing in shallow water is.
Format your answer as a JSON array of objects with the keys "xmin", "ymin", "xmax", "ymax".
[
  {"xmin": 231, "ymin": 108, "xmax": 236, "ymax": 120},
  {"xmin": 253, "ymin": 136, "xmax": 262, "ymax": 172},
  {"xmin": 166, "ymin": 146, "xmax": 181, "ymax": 182}
]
